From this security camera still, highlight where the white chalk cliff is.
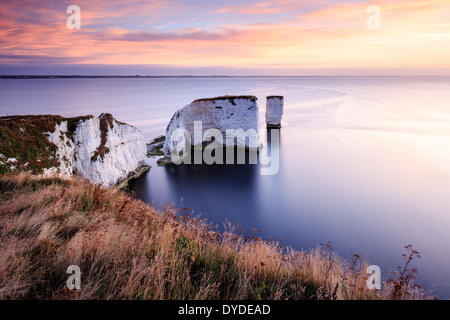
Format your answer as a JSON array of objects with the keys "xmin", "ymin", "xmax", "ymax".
[
  {"xmin": 163, "ymin": 96, "xmax": 259, "ymax": 156},
  {"xmin": 265, "ymin": 96, "xmax": 284, "ymax": 128},
  {"xmin": 46, "ymin": 114, "xmax": 147, "ymax": 187}
]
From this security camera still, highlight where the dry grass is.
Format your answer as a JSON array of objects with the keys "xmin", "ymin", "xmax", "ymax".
[{"xmin": 0, "ymin": 173, "xmax": 430, "ymax": 300}]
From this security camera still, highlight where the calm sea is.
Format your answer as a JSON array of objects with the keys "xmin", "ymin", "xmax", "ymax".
[{"xmin": 1, "ymin": 77, "xmax": 450, "ymax": 297}]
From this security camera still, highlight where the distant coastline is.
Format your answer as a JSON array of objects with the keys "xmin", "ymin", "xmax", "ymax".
[
  {"xmin": 0, "ymin": 75, "xmax": 234, "ymax": 79},
  {"xmin": 0, "ymin": 75, "xmax": 409, "ymax": 79}
]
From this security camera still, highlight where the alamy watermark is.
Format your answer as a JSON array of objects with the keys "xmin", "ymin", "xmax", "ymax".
[
  {"xmin": 66, "ymin": 5, "xmax": 81, "ymax": 30},
  {"xmin": 66, "ymin": 265, "xmax": 81, "ymax": 290},
  {"xmin": 366, "ymin": 5, "xmax": 381, "ymax": 30},
  {"xmin": 366, "ymin": 265, "xmax": 381, "ymax": 290}
]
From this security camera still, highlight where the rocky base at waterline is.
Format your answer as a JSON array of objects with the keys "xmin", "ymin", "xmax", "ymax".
[
  {"xmin": 147, "ymin": 135, "xmax": 165, "ymax": 157},
  {"xmin": 0, "ymin": 113, "xmax": 148, "ymax": 187}
]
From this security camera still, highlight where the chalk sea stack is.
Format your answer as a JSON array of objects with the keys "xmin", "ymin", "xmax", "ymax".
[
  {"xmin": 0, "ymin": 114, "xmax": 148, "ymax": 187},
  {"xmin": 162, "ymin": 95, "xmax": 259, "ymax": 157},
  {"xmin": 265, "ymin": 96, "xmax": 284, "ymax": 128}
]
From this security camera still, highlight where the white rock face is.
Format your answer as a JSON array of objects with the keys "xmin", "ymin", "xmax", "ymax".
[
  {"xmin": 46, "ymin": 114, "xmax": 147, "ymax": 187},
  {"xmin": 265, "ymin": 96, "xmax": 284, "ymax": 127},
  {"xmin": 46, "ymin": 121, "xmax": 75, "ymax": 177},
  {"xmin": 163, "ymin": 96, "xmax": 259, "ymax": 156}
]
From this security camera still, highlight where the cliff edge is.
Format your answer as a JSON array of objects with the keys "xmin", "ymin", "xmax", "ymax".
[{"xmin": 0, "ymin": 113, "xmax": 148, "ymax": 187}]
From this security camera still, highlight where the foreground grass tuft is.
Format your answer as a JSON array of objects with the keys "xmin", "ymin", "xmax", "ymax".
[{"xmin": 0, "ymin": 173, "xmax": 430, "ymax": 299}]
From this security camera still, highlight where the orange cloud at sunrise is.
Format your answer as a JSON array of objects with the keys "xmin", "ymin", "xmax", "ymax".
[{"xmin": 0, "ymin": 0, "xmax": 449, "ymax": 75}]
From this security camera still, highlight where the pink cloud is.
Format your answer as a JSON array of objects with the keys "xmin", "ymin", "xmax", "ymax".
[{"xmin": 0, "ymin": 0, "xmax": 449, "ymax": 72}]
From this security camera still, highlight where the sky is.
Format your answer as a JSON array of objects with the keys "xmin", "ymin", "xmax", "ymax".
[{"xmin": 0, "ymin": 0, "xmax": 449, "ymax": 75}]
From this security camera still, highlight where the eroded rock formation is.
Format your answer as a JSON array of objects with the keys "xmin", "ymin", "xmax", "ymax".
[
  {"xmin": 163, "ymin": 96, "xmax": 259, "ymax": 157},
  {"xmin": 265, "ymin": 96, "xmax": 284, "ymax": 128}
]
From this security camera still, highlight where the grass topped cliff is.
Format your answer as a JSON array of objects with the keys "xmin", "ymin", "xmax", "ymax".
[
  {"xmin": 193, "ymin": 95, "xmax": 258, "ymax": 105},
  {"xmin": 0, "ymin": 113, "xmax": 147, "ymax": 188},
  {"xmin": 0, "ymin": 115, "xmax": 92, "ymax": 174},
  {"xmin": 0, "ymin": 173, "xmax": 428, "ymax": 299}
]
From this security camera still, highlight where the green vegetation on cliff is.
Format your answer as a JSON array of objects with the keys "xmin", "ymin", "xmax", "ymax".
[{"xmin": 0, "ymin": 115, "xmax": 92, "ymax": 174}]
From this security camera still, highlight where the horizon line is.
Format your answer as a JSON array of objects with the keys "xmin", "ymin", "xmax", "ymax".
[{"xmin": 2, "ymin": 75, "xmax": 449, "ymax": 79}]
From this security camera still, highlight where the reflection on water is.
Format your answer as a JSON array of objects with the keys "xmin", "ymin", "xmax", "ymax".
[
  {"xmin": 133, "ymin": 146, "xmax": 260, "ymax": 228},
  {"xmin": 1, "ymin": 76, "xmax": 450, "ymax": 297}
]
